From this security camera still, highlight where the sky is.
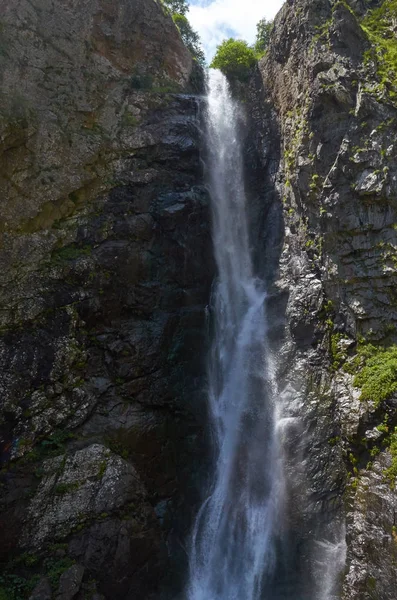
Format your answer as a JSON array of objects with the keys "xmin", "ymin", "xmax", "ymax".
[{"xmin": 188, "ymin": 0, "xmax": 285, "ymax": 61}]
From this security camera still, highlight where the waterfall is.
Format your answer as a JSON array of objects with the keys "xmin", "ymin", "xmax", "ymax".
[{"xmin": 187, "ymin": 69, "xmax": 284, "ymax": 600}]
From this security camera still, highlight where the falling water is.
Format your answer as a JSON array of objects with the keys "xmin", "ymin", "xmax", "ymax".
[{"xmin": 187, "ymin": 69, "xmax": 283, "ymax": 600}]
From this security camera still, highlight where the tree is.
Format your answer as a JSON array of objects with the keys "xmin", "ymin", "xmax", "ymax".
[
  {"xmin": 210, "ymin": 39, "xmax": 256, "ymax": 81},
  {"xmin": 254, "ymin": 18, "xmax": 273, "ymax": 55},
  {"xmin": 173, "ymin": 14, "xmax": 206, "ymax": 66},
  {"xmin": 162, "ymin": 0, "xmax": 189, "ymax": 16}
]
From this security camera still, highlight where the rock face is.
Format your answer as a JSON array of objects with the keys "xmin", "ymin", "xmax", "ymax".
[
  {"xmin": 0, "ymin": 1, "xmax": 211, "ymax": 599},
  {"xmin": 255, "ymin": 0, "xmax": 397, "ymax": 597},
  {"xmin": 3, "ymin": 0, "xmax": 397, "ymax": 597}
]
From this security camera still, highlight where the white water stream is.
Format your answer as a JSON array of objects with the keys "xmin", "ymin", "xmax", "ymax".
[{"xmin": 187, "ymin": 69, "xmax": 284, "ymax": 600}]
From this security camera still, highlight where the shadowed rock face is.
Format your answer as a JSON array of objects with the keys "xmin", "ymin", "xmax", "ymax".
[
  {"xmin": 0, "ymin": 1, "xmax": 211, "ymax": 599},
  {"xmin": 256, "ymin": 0, "xmax": 397, "ymax": 597},
  {"xmin": 3, "ymin": 0, "xmax": 397, "ymax": 598}
]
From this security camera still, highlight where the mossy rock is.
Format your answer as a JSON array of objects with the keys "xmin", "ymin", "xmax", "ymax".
[
  {"xmin": 348, "ymin": 343, "xmax": 397, "ymax": 406},
  {"xmin": 361, "ymin": 0, "xmax": 397, "ymax": 102}
]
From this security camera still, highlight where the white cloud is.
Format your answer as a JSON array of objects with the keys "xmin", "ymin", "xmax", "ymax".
[{"xmin": 188, "ymin": 0, "xmax": 285, "ymax": 61}]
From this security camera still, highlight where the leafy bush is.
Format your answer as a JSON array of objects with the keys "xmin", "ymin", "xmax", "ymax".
[
  {"xmin": 0, "ymin": 574, "xmax": 38, "ymax": 600},
  {"xmin": 44, "ymin": 557, "xmax": 75, "ymax": 589},
  {"xmin": 352, "ymin": 344, "xmax": 397, "ymax": 406},
  {"xmin": 162, "ymin": 0, "xmax": 188, "ymax": 16},
  {"xmin": 161, "ymin": 0, "xmax": 205, "ymax": 65},
  {"xmin": 173, "ymin": 13, "xmax": 205, "ymax": 65},
  {"xmin": 361, "ymin": 0, "xmax": 397, "ymax": 101},
  {"xmin": 210, "ymin": 39, "xmax": 257, "ymax": 82},
  {"xmin": 384, "ymin": 427, "xmax": 397, "ymax": 486},
  {"xmin": 254, "ymin": 18, "xmax": 273, "ymax": 56}
]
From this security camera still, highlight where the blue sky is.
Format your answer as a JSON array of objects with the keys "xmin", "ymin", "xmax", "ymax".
[{"xmin": 188, "ymin": 0, "xmax": 285, "ymax": 61}]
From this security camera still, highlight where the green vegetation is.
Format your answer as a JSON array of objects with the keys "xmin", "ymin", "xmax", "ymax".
[
  {"xmin": 161, "ymin": 0, "xmax": 205, "ymax": 65},
  {"xmin": 328, "ymin": 436, "xmax": 340, "ymax": 446},
  {"xmin": 347, "ymin": 344, "xmax": 397, "ymax": 407},
  {"xmin": 0, "ymin": 574, "xmax": 38, "ymax": 600},
  {"xmin": 54, "ymin": 482, "xmax": 79, "ymax": 495},
  {"xmin": 130, "ymin": 72, "xmax": 153, "ymax": 90},
  {"xmin": 97, "ymin": 460, "xmax": 107, "ymax": 480},
  {"xmin": 309, "ymin": 173, "xmax": 321, "ymax": 191},
  {"xmin": 361, "ymin": 0, "xmax": 397, "ymax": 102},
  {"xmin": 52, "ymin": 244, "xmax": 92, "ymax": 263},
  {"xmin": 330, "ymin": 333, "xmax": 349, "ymax": 371},
  {"xmin": 25, "ymin": 429, "xmax": 76, "ymax": 464},
  {"xmin": 44, "ymin": 557, "xmax": 75, "ymax": 589},
  {"xmin": 122, "ymin": 110, "xmax": 138, "ymax": 127},
  {"xmin": 385, "ymin": 427, "xmax": 397, "ymax": 486},
  {"xmin": 254, "ymin": 18, "xmax": 273, "ymax": 57},
  {"xmin": 210, "ymin": 16, "xmax": 273, "ymax": 81},
  {"xmin": 106, "ymin": 435, "xmax": 129, "ymax": 460},
  {"xmin": 172, "ymin": 14, "xmax": 205, "ymax": 65},
  {"xmin": 40, "ymin": 430, "xmax": 75, "ymax": 455},
  {"xmin": 210, "ymin": 38, "xmax": 256, "ymax": 82},
  {"xmin": 162, "ymin": 0, "xmax": 188, "ymax": 15}
]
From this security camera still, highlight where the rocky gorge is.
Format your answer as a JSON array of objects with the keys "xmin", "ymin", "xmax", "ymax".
[{"xmin": 1, "ymin": 0, "xmax": 397, "ymax": 598}]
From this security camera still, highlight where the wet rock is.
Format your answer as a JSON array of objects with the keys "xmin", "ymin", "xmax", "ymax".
[
  {"xmin": 257, "ymin": 0, "xmax": 397, "ymax": 596},
  {"xmin": 21, "ymin": 444, "xmax": 149, "ymax": 549},
  {"xmin": 29, "ymin": 578, "xmax": 52, "ymax": 600},
  {"xmin": 0, "ymin": 0, "xmax": 210, "ymax": 598},
  {"xmin": 56, "ymin": 564, "xmax": 85, "ymax": 600}
]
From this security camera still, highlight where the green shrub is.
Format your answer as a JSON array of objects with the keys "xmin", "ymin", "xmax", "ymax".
[
  {"xmin": 172, "ymin": 13, "xmax": 205, "ymax": 65},
  {"xmin": 54, "ymin": 482, "xmax": 79, "ymax": 495},
  {"xmin": 385, "ymin": 427, "xmax": 397, "ymax": 486},
  {"xmin": 45, "ymin": 557, "xmax": 75, "ymax": 589},
  {"xmin": 210, "ymin": 38, "xmax": 257, "ymax": 82},
  {"xmin": 0, "ymin": 574, "xmax": 39, "ymax": 600},
  {"xmin": 254, "ymin": 18, "xmax": 273, "ymax": 57},
  {"xmin": 361, "ymin": 0, "xmax": 397, "ymax": 101},
  {"xmin": 161, "ymin": 0, "xmax": 188, "ymax": 16},
  {"xmin": 330, "ymin": 333, "xmax": 348, "ymax": 370},
  {"xmin": 352, "ymin": 344, "xmax": 397, "ymax": 406}
]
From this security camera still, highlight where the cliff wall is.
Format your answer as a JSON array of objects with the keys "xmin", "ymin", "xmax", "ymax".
[
  {"xmin": 0, "ymin": 2, "xmax": 211, "ymax": 599},
  {"xmin": 258, "ymin": 0, "xmax": 397, "ymax": 597}
]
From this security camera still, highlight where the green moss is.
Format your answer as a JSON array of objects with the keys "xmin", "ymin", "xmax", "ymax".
[
  {"xmin": 106, "ymin": 436, "xmax": 129, "ymax": 460},
  {"xmin": 130, "ymin": 72, "xmax": 153, "ymax": 90},
  {"xmin": 48, "ymin": 543, "xmax": 68, "ymax": 553},
  {"xmin": 361, "ymin": 0, "xmax": 397, "ymax": 102},
  {"xmin": 17, "ymin": 554, "xmax": 39, "ymax": 568},
  {"xmin": 351, "ymin": 344, "xmax": 397, "ymax": 406},
  {"xmin": 151, "ymin": 84, "xmax": 180, "ymax": 94},
  {"xmin": 97, "ymin": 460, "xmax": 107, "ymax": 480},
  {"xmin": 328, "ymin": 436, "xmax": 340, "ymax": 446},
  {"xmin": 39, "ymin": 430, "xmax": 75, "ymax": 457},
  {"xmin": 122, "ymin": 110, "xmax": 138, "ymax": 127},
  {"xmin": 309, "ymin": 173, "xmax": 321, "ymax": 192},
  {"xmin": 44, "ymin": 557, "xmax": 75, "ymax": 589},
  {"xmin": 52, "ymin": 244, "xmax": 92, "ymax": 263},
  {"xmin": 0, "ymin": 574, "xmax": 39, "ymax": 600},
  {"xmin": 323, "ymin": 299, "xmax": 334, "ymax": 313},
  {"xmin": 366, "ymin": 576, "xmax": 377, "ymax": 592},
  {"xmin": 385, "ymin": 427, "xmax": 397, "ymax": 486},
  {"xmin": 54, "ymin": 482, "xmax": 79, "ymax": 495},
  {"xmin": 330, "ymin": 334, "xmax": 350, "ymax": 370}
]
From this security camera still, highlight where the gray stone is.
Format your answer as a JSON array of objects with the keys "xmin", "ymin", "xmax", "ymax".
[
  {"xmin": 56, "ymin": 564, "xmax": 85, "ymax": 600},
  {"xmin": 29, "ymin": 578, "xmax": 52, "ymax": 600}
]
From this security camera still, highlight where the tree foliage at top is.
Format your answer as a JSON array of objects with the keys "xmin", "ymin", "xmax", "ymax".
[
  {"xmin": 173, "ymin": 13, "xmax": 206, "ymax": 65},
  {"xmin": 254, "ymin": 18, "xmax": 273, "ymax": 55},
  {"xmin": 162, "ymin": 0, "xmax": 189, "ymax": 16},
  {"xmin": 210, "ymin": 16, "xmax": 274, "ymax": 82},
  {"xmin": 210, "ymin": 38, "xmax": 257, "ymax": 82},
  {"xmin": 161, "ymin": 0, "xmax": 206, "ymax": 66}
]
